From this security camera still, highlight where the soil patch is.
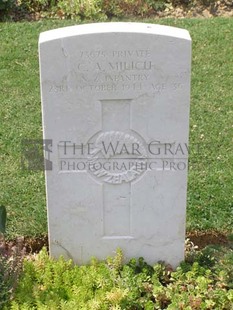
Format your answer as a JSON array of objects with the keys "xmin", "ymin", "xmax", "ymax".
[
  {"xmin": 2, "ymin": 231, "xmax": 230, "ymax": 255},
  {"xmin": 187, "ymin": 230, "xmax": 230, "ymax": 249}
]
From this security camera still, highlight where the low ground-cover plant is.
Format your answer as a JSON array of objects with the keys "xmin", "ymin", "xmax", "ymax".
[
  {"xmin": 0, "ymin": 0, "xmax": 228, "ymax": 20},
  {"xmin": 0, "ymin": 0, "xmax": 15, "ymax": 15},
  {"xmin": 5, "ymin": 247, "xmax": 233, "ymax": 309},
  {"xmin": 0, "ymin": 237, "xmax": 25, "ymax": 308}
]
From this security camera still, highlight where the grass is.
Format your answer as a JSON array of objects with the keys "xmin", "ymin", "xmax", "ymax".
[{"xmin": 0, "ymin": 18, "xmax": 232, "ymax": 239}]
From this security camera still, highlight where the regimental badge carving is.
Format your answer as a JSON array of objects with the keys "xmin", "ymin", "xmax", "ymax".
[{"xmin": 87, "ymin": 131, "xmax": 148, "ymax": 184}]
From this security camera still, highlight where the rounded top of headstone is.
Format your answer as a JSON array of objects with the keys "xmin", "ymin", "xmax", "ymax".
[{"xmin": 39, "ymin": 22, "xmax": 191, "ymax": 44}]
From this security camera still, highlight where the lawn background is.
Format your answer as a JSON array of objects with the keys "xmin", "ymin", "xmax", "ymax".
[{"xmin": 0, "ymin": 18, "xmax": 232, "ymax": 239}]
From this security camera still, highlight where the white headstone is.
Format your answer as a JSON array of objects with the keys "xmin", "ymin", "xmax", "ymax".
[{"xmin": 39, "ymin": 23, "xmax": 191, "ymax": 267}]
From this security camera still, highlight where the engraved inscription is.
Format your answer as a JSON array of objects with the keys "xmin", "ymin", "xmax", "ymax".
[
  {"xmin": 79, "ymin": 49, "xmax": 151, "ymax": 59},
  {"xmin": 47, "ymin": 47, "xmax": 188, "ymax": 94},
  {"xmin": 76, "ymin": 61, "xmax": 155, "ymax": 72}
]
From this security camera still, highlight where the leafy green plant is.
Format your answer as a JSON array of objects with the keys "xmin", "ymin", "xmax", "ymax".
[
  {"xmin": 17, "ymin": 0, "xmax": 53, "ymax": 12},
  {"xmin": 6, "ymin": 247, "xmax": 233, "ymax": 309},
  {"xmin": 0, "ymin": 0, "xmax": 15, "ymax": 20},
  {"xmin": 0, "ymin": 0, "xmax": 15, "ymax": 11},
  {"xmin": 146, "ymin": 0, "xmax": 166, "ymax": 11},
  {"xmin": 57, "ymin": 0, "xmax": 107, "ymax": 20},
  {"xmin": 102, "ymin": 0, "xmax": 166, "ymax": 18}
]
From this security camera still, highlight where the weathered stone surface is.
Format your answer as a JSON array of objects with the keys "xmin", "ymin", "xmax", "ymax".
[{"xmin": 39, "ymin": 22, "xmax": 191, "ymax": 267}]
